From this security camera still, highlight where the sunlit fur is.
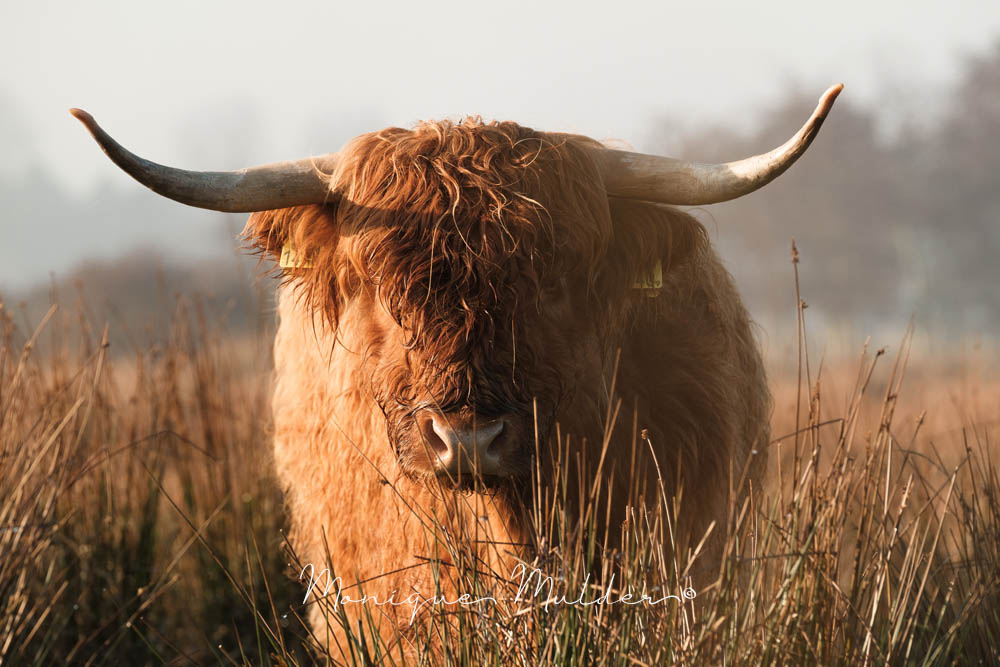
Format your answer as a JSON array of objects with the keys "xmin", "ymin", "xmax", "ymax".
[{"xmin": 244, "ymin": 118, "xmax": 770, "ymax": 651}]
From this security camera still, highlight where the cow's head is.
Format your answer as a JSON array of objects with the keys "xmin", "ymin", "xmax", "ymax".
[
  {"xmin": 69, "ymin": 85, "xmax": 841, "ymax": 489},
  {"xmin": 240, "ymin": 123, "xmax": 713, "ymax": 488}
]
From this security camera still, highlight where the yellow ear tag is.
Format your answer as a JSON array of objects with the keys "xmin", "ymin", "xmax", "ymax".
[
  {"xmin": 279, "ymin": 241, "xmax": 314, "ymax": 269},
  {"xmin": 632, "ymin": 260, "xmax": 663, "ymax": 291}
]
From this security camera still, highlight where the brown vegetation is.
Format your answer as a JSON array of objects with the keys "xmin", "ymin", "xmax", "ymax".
[{"xmin": 2, "ymin": 267, "xmax": 998, "ymax": 665}]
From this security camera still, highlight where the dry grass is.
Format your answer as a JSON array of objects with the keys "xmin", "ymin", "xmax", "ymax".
[{"xmin": 1, "ymin": 285, "xmax": 998, "ymax": 665}]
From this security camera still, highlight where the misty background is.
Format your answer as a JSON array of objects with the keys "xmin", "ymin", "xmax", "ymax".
[{"xmin": 2, "ymin": 1, "xmax": 999, "ymax": 357}]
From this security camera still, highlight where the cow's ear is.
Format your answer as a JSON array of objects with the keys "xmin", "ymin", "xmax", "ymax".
[
  {"xmin": 654, "ymin": 205, "xmax": 706, "ymax": 273},
  {"xmin": 607, "ymin": 199, "xmax": 706, "ymax": 279},
  {"xmin": 242, "ymin": 204, "xmax": 339, "ymax": 268},
  {"xmin": 243, "ymin": 209, "xmax": 286, "ymax": 260},
  {"xmin": 243, "ymin": 204, "xmax": 346, "ymax": 327}
]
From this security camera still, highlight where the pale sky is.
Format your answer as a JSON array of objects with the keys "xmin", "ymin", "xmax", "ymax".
[{"xmin": 2, "ymin": 0, "xmax": 1000, "ymax": 288}]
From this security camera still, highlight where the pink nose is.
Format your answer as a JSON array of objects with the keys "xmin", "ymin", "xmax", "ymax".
[{"xmin": 418, "ymin": 412, "xmax": 507, "ymax": 477}]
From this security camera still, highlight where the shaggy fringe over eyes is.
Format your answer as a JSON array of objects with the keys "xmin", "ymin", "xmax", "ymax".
[
  {"xmin": 331, "ymin": 118, "xmax": 615, "ymax": 345},
  {"xmin": 244, "ymin": 118, "xmax": 613, "ymax": 330}
]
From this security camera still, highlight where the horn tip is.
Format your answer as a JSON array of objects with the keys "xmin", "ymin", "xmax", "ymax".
[
  {"xmin": 820, "ymin": 84, "xmax": 844, "ymax": 107},
  {"xmin": 69, "ymin": 107, "xmax": 98, "ymax": 130},
  {"xmin": 813, "ymin": 84, "xmax": 844, "ymax": 120}
]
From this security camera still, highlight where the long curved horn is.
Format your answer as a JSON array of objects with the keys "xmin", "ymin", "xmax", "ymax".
[
  {"xmin": 598, "ymin": 84, "xmax": 843, "ymax": 206},
  {"xmin": 69, "ymin": 109, "xmax": 337, "ymax": 212}
]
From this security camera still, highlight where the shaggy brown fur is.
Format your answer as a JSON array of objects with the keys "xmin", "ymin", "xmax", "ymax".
[{"xmin": 244, "ymin": 118, "xmax": 770, "ymax": 655}]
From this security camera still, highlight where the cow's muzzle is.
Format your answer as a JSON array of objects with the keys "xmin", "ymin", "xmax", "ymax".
[{"xmin": 415, "ymin": 411, "xmax": 515, "ymax": 483}]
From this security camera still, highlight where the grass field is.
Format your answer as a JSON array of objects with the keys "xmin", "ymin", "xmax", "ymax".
[{"xmin": 2, "ymin": 290, "xmax": 998, "ymax": 665}]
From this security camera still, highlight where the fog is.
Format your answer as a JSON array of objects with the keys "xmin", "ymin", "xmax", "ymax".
[{"xmin": 2, "ymin": 1, "xmax": 999, "ymax": 348}]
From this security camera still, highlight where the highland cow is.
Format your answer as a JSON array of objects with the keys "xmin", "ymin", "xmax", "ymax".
[{"xmin": 71, "ymin": 84, "xmax": 841, "ymax": 651}]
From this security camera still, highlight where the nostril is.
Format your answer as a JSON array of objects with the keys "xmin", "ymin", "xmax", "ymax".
[
  {"xmin": 488, "ymin": 428, "xmax": 506, "ymax": 455},
  {"xmin": 419, "ymin": 417, "xmax": 451, "ymax": 459},
  {"xmin": 480, "ymin": 420, "xmax": 505, "ymax": 453},
  {"xmin": 429, "ymin": 416, "xmax": 452, "ymax": 448}
]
